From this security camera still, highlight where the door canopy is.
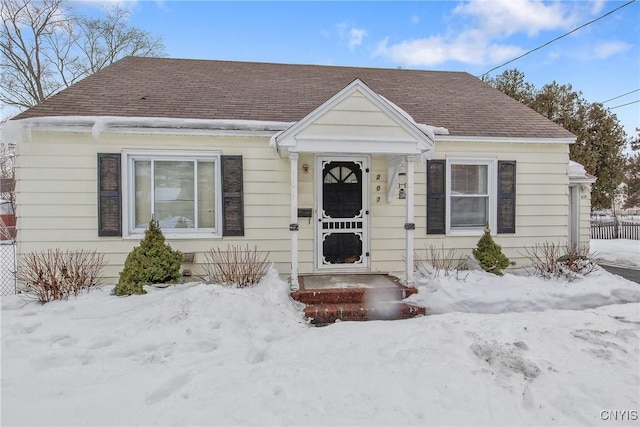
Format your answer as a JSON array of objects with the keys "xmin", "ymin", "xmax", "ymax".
[{"xmin": 270, "ymin": 79, "xmax": 442, "ymax": 158}]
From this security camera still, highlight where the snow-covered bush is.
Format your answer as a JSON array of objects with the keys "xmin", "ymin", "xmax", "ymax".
[
  {"xmin": 115, "ymin": 219, "xmax": 182, "ymax": 296},
  {"xmin": 472, "ymin": 225, "xmax": 509, "ymax": 276},
  {"xmin": 200, "ymin": 244, "xmax": 270, "ymax": 288},
  {"xmin": 522, "ymin": 242, "xmax": 598, "ymax": 281},
  {"xmin": 17, "ymin": 249, "xmax": 106, "ymax": 304}
]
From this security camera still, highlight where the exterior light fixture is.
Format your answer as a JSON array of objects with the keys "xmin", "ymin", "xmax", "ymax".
[{"xmin": 398, "ymin": 172, "xmax": 407, "ymax": 199}]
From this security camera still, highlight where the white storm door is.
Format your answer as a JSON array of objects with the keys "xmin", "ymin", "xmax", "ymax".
[{"xmin": 316, "ymin": 156, "xmax": 369, "ymax": 270}]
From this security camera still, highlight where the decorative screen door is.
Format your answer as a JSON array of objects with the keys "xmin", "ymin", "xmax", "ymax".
[{"xmin": 316, "ymin": 156, "xmax": 369, "ymax": 269}]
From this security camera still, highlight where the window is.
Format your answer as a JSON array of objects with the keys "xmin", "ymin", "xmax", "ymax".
[
  {"xmin": 97, "ymin": 152, "xmax": 244, "ymax": 238},
  {"xmin": 449, "ymin": 162, "xmax": 491, "ymax": 231},
  {"xmin": 126, "ymin": 151, "xmax": 221, "ymax": 235},
  {"xmin": 427, "ymin": 158, "xmax": 516, "ymax": 235}
]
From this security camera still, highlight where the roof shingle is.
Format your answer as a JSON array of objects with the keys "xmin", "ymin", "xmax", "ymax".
[{"xmin": 12, "ymin": 56, "xmax": 575, "ymax": 139}]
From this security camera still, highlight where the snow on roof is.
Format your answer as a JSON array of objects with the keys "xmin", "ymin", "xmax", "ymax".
[{"xmin": 569, "ymin": 160, "xmax": 597, "ymax": 183}]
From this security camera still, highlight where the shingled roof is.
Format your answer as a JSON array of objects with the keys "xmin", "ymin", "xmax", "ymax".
[{"xmin": 12, "ymin": 56, "xmax": 574, "ymax": 139}]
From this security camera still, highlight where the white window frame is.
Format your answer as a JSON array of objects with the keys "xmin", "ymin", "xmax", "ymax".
[
  {"xmin": 446, "ymin": 157, "xmax": 497, "ymax": 236},
  {"xmin": 122, "ymin": 150, "xmax": 223, "ymax": 239}
]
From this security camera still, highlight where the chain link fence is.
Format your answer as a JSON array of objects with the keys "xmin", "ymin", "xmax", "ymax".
[{"xmin": 0, "ymin": 240, "xmax": 17, "ymax": 296}]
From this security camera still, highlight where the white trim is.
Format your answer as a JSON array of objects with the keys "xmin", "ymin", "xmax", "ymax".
[
  {"xmin": 4, "ymin": 116, "xmax": 292, "ymax": 142},
  {"xmin": 405, "ymin": 156, "xmax": 416, "ymax": 286},
  {"xmin": 290, "ymin": 138, "xmax": 426, "ymax": 155},
  {"xmin": 568, "ymin": 185, "xmax": 580, "ymax": 248},
  {"xmin": 445, "ymin": 157, "xmax": 497, "ymax": 236},
  {"xmin": 435, "ymin": 135, "xmax": 576, "ymax": 144},
  {"xmin": 294, "ymin": 134, "xmax": 417, "ymax": 143},
  {"xmin": 315, "ymin": 155, "xmax": 370, "ymax": 272},
  {"xmin": 273, "ymin": 79, "xmax": 434, "ymax": 157},
  {"xmin": 289, "ymin": 153, "xmax": 300, "ymax": 291},
  {"xmin": 121, "ymin": 149, "xmax": 223, "ymax": 239},
  {"xmin": 569, "ymin": 176, "xmax": 597, "ymax": 184}
]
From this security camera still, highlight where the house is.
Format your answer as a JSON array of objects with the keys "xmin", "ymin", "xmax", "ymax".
[{"xmin": 2, "ymin": 57, "xmax": 593, "ymax": 289}]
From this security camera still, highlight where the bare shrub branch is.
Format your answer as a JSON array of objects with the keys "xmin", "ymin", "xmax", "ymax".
[
  {"xmin": 200, "ymin": 245, "xmax": 270, "ymax": 288},
  {"xmin": 17, "ymin": 249, "xmax": 106, "ymax": 304},
  {"xmin": 414, "ymin": 244, "xmax": 463, "ymax": 277},
  {"xmin": 522, "ymin": 242, "xmax": 598, "ymax": 282}
]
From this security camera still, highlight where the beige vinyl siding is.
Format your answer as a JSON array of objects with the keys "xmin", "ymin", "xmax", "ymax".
[
  {"xmin": 297, "ymin": 92, "xmax": 415, "ymax": 141},
  {"xmin": 15, "ymin": 125, "xmax": 576, "ymax": 284},
  {"xmin": 412, "ymin": 141, "xmax": 571, "ymax": 268},
  {"xmin": 16, "ymin": 130, "xmax": 294, "ymax": 284},
  {"xmin": 368, "ymin": 156, "xmax": 407, "ymax": 271},
  {"xmin": 296, "ymin": 154, "xmax": 315, "ymax": 272}
]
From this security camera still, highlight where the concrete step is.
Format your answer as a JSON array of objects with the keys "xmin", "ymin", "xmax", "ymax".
[
  {"xmin": 291, "ymin": 287, "xmax": 419, "ymax": 305},
  {"xmin": 304, "ymin": 302, "xmax": 426, "ymax": 325}
]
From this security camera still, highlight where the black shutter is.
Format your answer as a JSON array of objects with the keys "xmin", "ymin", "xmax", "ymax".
[
  {"xmin": 221, "ymin": 155, "xmax": 244, "ymax": 236},
  {"xmin": 97, "ymin": 153, "xmax": 122, "ymax": 237},
  {"xmin": 497, "ymin": 161, "xmax": 516, "ymax": 234},
  {"xmin": 426, "ymin": 160, "xmax": 446, "ymax": 234}
]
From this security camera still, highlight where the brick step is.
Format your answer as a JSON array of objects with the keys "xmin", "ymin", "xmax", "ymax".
[
  {"xmin": 291, "ymin": 287, "xmax": 419, "ymax": 305},
  {"xmin": 304, "ymin": 302, "xmax": 426, "ymax": 325}
]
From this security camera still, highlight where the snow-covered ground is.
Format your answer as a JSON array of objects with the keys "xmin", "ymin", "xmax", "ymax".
[
  {"xmin": 1, "ymin": 242, "xmax": 639, "ymax": 426},
  {"xmin": 591, "ymin": 238, "xmax": 639, "ymax": 268}
]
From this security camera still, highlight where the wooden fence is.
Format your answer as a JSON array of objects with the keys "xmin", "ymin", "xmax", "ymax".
[{"xmin": 591, "ymin": 221, "xmax": 640, "ymax": 240}]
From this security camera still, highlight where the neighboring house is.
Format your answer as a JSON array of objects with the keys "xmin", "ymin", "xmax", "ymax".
[
  {"xmin": 2, "ymin": 57, "xmax": 594, "ymax": 288},
  {"xmin": 0, "ymin": 198, "xmax": 16, "ymax": 240}
]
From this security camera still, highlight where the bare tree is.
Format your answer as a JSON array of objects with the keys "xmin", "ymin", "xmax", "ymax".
[
  {"xmin": 1, "ymin": 0, "xmax": 164, "ymax": 109},
  {"xmin": 487, "ymin": 69, "xmax": 628, "ymax": 210}
]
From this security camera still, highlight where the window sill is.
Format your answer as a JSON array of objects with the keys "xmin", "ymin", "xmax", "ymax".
[
  {"xmin": 123, "ymin": 232, "xmax": 223, "ymax": 240},
  {"xmin": 446, "ymin": 228, "xmax": 486, "ymax": 237}
]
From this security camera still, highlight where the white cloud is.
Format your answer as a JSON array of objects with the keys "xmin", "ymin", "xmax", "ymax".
[
  {"xmin": 486, "ymin": 43, "xmax": 526, "ymax": 64},
  {"xmin": 454, "ymin": 0, "xmax": 571, "ymax": 37},
  {"xmin": 591, "ymin": 41, "xmax": 631, "ymax": 59},
  {"xmin": 333, "ymin": 22, "xmax": 368, "ymax": 51},
  {"xmin": 348, "ymin": 28, "xmax": 368, "ymax": 50},
  {"xmin": 589, "ymin": 0, "xmax": 606, "ymax": 15},
  {"xmin": 567, "ymin": 40, "xmax": 633, "ymax": 61},
  {"xmin": 374, "ymin": 30, "xmax": 524, "ymax": 66},
  {"xmin": 373, "ymin": 0, "xmax": 598, "ymax": 67}
]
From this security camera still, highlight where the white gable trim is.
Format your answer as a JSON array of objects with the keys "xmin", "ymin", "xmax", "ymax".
[{"xmin": 271, "ymin": 78, "xmax": 435, "ymax": 157}]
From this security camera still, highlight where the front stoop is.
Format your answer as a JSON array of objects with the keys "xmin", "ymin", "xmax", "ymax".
[{"xmin": 291, "ymin": 287, "xmax": 426, "ymax": 325}]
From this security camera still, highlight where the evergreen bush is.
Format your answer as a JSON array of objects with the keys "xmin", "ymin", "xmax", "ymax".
[
  {"xmin": 114, "ymin": 219, "xmax": 182, "ymax": 296},
  {"xmin": 472, "ymin": 225, "xmax": 509, "ymax": 276}
]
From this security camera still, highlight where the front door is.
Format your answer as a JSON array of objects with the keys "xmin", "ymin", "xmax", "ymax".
[{"xmin": 316, "ymin": 156, "xmax": 369, "ymax": 270}]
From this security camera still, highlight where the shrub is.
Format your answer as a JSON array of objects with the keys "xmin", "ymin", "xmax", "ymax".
[
  {"xmin": 200, "ymin": 244, "xmax": 270, "ymax": 288},
  {"xmin": 522, "ymin": 242, "xmax": 598, "ymax": 281},
  {"xmin": 115, "ymin": 219, "xmax": 182, "ymax": 296},
  {"xmin": 472, "ymin": 225, "xmax": 509, "ymax": 275},
  {"xmin": 17, "ymin": 249, "xmax": 106, "ymax": 304},
  {"xmin": 414, "ymin": 244, "xmax": 462, "ymax": 277}
]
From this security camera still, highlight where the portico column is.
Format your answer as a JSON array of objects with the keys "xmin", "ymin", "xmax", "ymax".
[
  {"xmin": 289, "ymin": 152, "xmax": 300, "ymax": 291},
  {"xmin": 405, "ymin": 155, "xmax": 416, "ymax": 287}
]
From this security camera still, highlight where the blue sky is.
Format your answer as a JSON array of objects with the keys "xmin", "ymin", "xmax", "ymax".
[{"xmin": 77, "ymin": 0, "xmax": 639, "ymax": 139}]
